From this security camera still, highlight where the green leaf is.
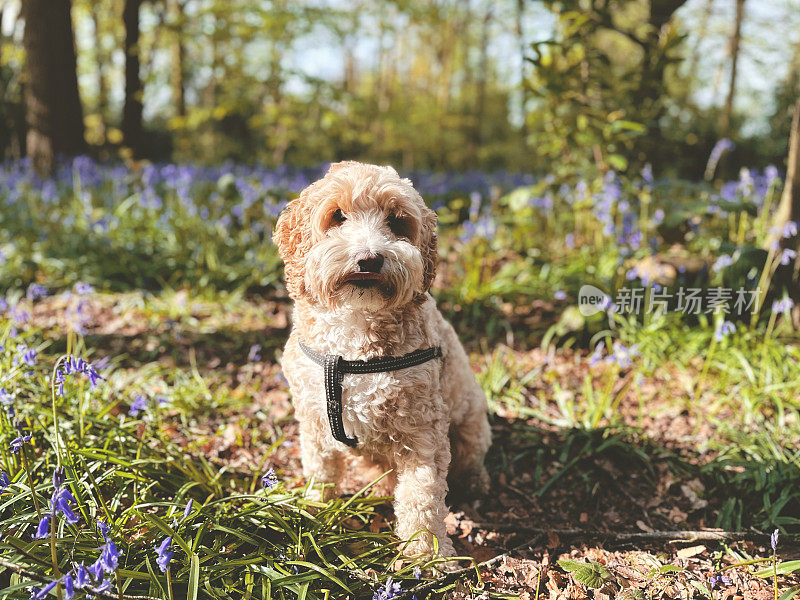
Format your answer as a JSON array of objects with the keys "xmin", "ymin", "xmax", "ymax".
[
  {"xmin": 558, "ymin": 559, "xmax": 612, "ymax": 588},
  {"xmin": 756, "ymin": 561, "xmax": 800, "ymax": 577},
  {"xmin": 188, "ymin": 553, "xmax": 200, "ymax": 600},
  {"xmin": 779, "ymin": 585, "xmax": 800, "ymax": 600}
]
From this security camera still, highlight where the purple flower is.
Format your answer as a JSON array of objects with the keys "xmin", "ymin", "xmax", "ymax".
[
  {"xmin": 53, "ymin": 467, "xmax": 66, "ymax": 490},
  {"xmin": 712, "ymin": 254, "xmax": 734, "ymax": 272},
  {"xmin": 782, "ymin": 221, "xmax": 798, "ymax": 239},
  {"xmin": 714, "ymin": 321, "xmax": 736, "ymax": 342},
  {"xmin": 708, "ymin": 573, "xmax": 732, "ymax": 589},
  {"xmin": 772, "ymin": 298, "xmax": 795, "ymax": 315},
  {"xmin": 605, "ymin": 341, "xmax": 639, "ymax": 369},
  {"xmin": 779, "ymin": 248, "xmax": 797, "ymax": 266},
  {"xmin": 55, "ymin": 356, "xmax": 103, "ymax": 396},
  {"xmin": 29, "ymin": 580, "xmax": 58, "ymax": 599},
  {"xmin": 87, "ymin": 558, "xmax": 105, "ymax": 582},
  {"xmin": 248, "ymin": 344, "xmax": 262, "ymax": 362},
  {"xmin": 652, "ymin": 209, "xmax": 665, "ymax": 226},
  {"xmin": 373, "ymin": 577, "xmax": 402, "ymax": 600},
  {"xmin": 63, "ymin": 573, "xmax": 75, "ymax": 599},
  {"xmin": 10, "ymin": 434, "xmax": 32, "ymax": 453},
  {"xmin": 17, "ymin": 345, "xmax": 37, "ymax": 367},
  {"xmin": 0, "ymin": 471, "xmax": 10, "ymax": 492},
  {"xmin": 52, "ymin": 487, "xmax": 79, "ymax": 524},
  {"xmin": 33, "ymin": 514, "xmax": 51, "ymax": 539},
  {"xmin": 771, "ymin": 528, "xmax": 779, "ymax": 552},
  {"xmin": 74, "ymin": 282, "xmax": 95, "ymax": 295},
  {"xmin": 129, "ymin": 394, "xmax": 147, "ymax": 417},
  {"xmin": 261, "ymin": 467, "xmax": 278, "ymax": 489},
  {"xmin": 641, "ymin": 164, "xmax": 653, "ymax": 185},
  {"xmin": 554, "ymin": 290, "xmax": 567, "ymax": 301},
  {"xmin": 765, "ymin": 165, "xmax": 780, "ymax": 184},
  {"xmin": 100, "ymin": 539, "xmax": 121, "ymax": 572},
  {"xmin": 26, "ymin": 283, "xmax": 48, "ymax": 301},
  {"xmin": 183, "ymin": 499, "xmax": 194, "ymax": 518},
  {"xmin": 74, "ymin": 564, "xmax": 90, "ymax": 588},
  {"xmin": 0, "ymin": 387, "xmax": 13, "ymax": 405},
  {"xmin": 589, "ymin": 343, "xmax": 605, "ymax": 367},
  {"xmin": 98, "ymin": 520, "xmax": 110, "ymax": 541},
  {"xmin": 565, "ymin": 233, "xmax": 575, "ymax": 249},
  {"xmin": 156, "ymin": 536, "xmax": 174, "ymax": 572}
]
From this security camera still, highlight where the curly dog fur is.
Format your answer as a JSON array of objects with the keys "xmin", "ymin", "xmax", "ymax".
[{"xmin": 273, "ymin": 161, "xmax": 491, "ymax": 558}]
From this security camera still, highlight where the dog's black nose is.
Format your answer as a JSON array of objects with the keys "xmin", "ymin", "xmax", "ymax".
[{"xmin": 356, "ymin": 252, "xmax": 384, "ymax": 273}]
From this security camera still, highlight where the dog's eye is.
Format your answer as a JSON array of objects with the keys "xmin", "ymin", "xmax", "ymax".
[
  {"xmin": 386, "ymin": 213, "xmax": 412, "ymax": 238},
  {"xmin": 331, "ymin": 209, "xmax": 346, "ymax": 226}
]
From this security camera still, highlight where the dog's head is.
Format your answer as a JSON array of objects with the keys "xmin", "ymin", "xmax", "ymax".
[{"xmin": 273, "ymin": 161, "xmax": 437, "ymax": 311}]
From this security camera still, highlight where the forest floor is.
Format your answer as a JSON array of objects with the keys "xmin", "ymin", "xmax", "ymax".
[{"xmin": 28, "ymin": 290, "xmax": 800, "ymax": 600}]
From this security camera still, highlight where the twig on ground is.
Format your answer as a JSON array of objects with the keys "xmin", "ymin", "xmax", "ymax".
[
  {"xmin": 462, "ymin": 525, "xmax": 791, "ymax": 544},
  {"xmin": 0, "ymin": 557, "xmax": 162, "ymax": 600},
  {"xmin": 396, "ymin": 534, "xmax": 545, "ymax": 600}
]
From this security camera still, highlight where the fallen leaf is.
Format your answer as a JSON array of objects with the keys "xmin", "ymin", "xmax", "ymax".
[
  {"xmin": 676, "ymin": 545, "xmax": 706, "ymax": 559},
  {"xmin": 636, "ymin": 520, "xmax": 654, "ymax": 533}
]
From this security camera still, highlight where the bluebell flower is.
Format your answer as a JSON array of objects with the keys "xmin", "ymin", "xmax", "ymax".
[
  {"xmin": 26, "ymin": 284, "xmax": 48, "ymax": 301},
  {"xmin": 183, "ymin": 499, "xmax": 194, "ymax": 518},
  {"xmin": 605, "ymin": 341, "xmax": 639, "ymax": 369},
  {"xmin": 589, "ymin": 343, "xmax": 605, "ymax": 367},
  {"xmin": 51, "ymin": 487, "xmax": 79, "ymax": 524},
  {"xmin": 413, "ymin": 566, "xmax": 422, "ymax": 580},
  {"xmin": 554, "ymin": 290, "xmax": 566, "ymax": 301},
  {"xmin": 261, "ymin": 467, "xmax": 278, "ymax": 489},
  {"xmin": 765, "ymin": 165, "xmax": 780, "ymax": 184},
  {"xmin": 55, "ymin": 356, "xmax": 103, "ymax": 396},
  {"xmin": 33, "ymin": 514, "xmax": 52, "ymax": 539},
  {"xmin": 652, "ymin": 209, "xmax": 664, "ymax": 225},
  {"xmin": 29, "ymin": 580, "xmax": 58, "ymax": 599},
  {"xmin": 87, "ymin": 558, "xmax": 105, "ymax": 581},
  {"xmin": 10, "ymin": 434, "xmax": 32, "ymax": 453},
  {"xmin": 706, "ymin": 139, "xmax": 734, "ymax": 178},
  {"xmin": 779, "ymin": 248, "xmax": 797, "ymax": 265},
  {"xmin": 129, "ymin": 394, "xmax": 147, "ymax": 417},
  {"xmin": 156, "ymin": 536, "xmax": 174, "ymax": 572},
  {"xmin": 771, "ymin": 528, "xmax": 779, "ymax": 551},
  {"xmin": 100, "ymin": 539, "xmax": 121, "ymax": 571},
  {"xmin": 52, "ymin": 467, "xmax": 66, "ymax": 490},
  {"xmin": 373, "ymin": 577, "xmax": 402, "ymax": 600},
  {"xmin": 641, "ymin": 164, "xmax": 653, "ymax": 186},
  {"xmin": 248, "ymin": 344, "xmax": 262, "ymax": 362},
  {"xmin": 0, "ymin": 387, "xmax": 13, "ymax": 405},
  {"xmin": 63, "ymin": 573, "xmax": 75, "ymax": 599},
  {"xmin": 712, "ymin": 254, "xmax": 734, "ymax": 272},
  {"xmin": 565, "ymin": 233, "xmax": 575, "ymax": 249},
  {"xmin": 0, "ymin": 471, "xmax": 10, "ymax": 492},
  {"xmin": 74, "ymin": 282, "xmax": 95, "ymax": 296},
  {"xmin": 773, "ymin": 298, "xmax": 795, "ymax": 315},
  {"xmin": 74, "ymin": 564, "xmax": 90, "ymax": 588},
  {"xmin": 17, "ymin": 345, "xmax": 37, "ymax": 367},
  {"xmin": 782, "ymin": 221, "xmax": 798, "ymax": 239},
  {"xmin": 714, "ymin": 321, "xmax": 736, "ymax": 342},
  {"xmin": 98, "ymin": 520, "xmax": 110, "ymax": 542},
  {"xmin": 707, "ymin": 573, "xmax": 732, "ymax": 589}
]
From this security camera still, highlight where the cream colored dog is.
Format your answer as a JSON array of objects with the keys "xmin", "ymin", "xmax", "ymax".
[{"xmin": 273, "ymin": 161, "xmax": 491, "ymax": 557}]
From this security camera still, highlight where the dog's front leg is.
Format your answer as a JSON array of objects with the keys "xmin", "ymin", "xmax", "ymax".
[
  {"xmin": 298, "ymin": 416, "xmax": 344, "ymax": 501},
  {"xmin": 393, "ymin": 434, "xmax": 455, "ymax": 558}
]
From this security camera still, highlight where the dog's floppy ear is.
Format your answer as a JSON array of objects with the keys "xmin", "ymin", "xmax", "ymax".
[
  {"xmin": 419, "ymin": 206, "xmax": 438, "ymax": 294},
  {"xmin": 273, "ymin": 192, "xmax": 313, "ymax": 300}
]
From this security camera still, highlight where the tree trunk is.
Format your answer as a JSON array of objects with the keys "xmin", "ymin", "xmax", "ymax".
[
  {"xmin": 719, "ymin": 0, "xmax": 745, "ymax": 137},
  {"xmin": 122, "ymin": 0, "xmax": 144, "ymax": 157},
  {"xmin": 516, "ymin": 0, "xmax": 528, "ymax": 143},
  {"xmin": 168, "ymin": 0, "xmax": 186, "ymax": 117},
  {"xmin": 90, "ymin": 6, "xmax": 108, "ymax": 145},
  {"xmin": 21, "ymin": 0, "xmax": 85, "ymax": 175}
]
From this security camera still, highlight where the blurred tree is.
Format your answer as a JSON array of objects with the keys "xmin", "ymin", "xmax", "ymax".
[
  {"xmin": 719, "ymin": 0, "xmax": 746, "ymax": 137},
  {"xmin": 526, "ymin": 0, "xmax": 688, "ymax": 175},
  {"xmin": 20, "ymin": 0, "xmax": 85, "ymax": 174},
  {"xmin": 122, "ymin": 0, "xmax": 144, "ymax": 157}
]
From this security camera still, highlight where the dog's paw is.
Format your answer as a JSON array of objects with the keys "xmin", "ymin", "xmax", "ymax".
[{"xmin": 402, "ymin": 534, "xmax": 456, "ymax": 560}]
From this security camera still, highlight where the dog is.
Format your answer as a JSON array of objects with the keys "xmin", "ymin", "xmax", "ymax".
[{"xmin": 273, "ymin": 161, "xmax": 491, "ymax": 557}]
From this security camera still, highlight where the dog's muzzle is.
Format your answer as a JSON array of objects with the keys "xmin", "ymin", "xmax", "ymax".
[{"xmin": 298, "ymin": 342, "xmax": 443, "ymax": 447}]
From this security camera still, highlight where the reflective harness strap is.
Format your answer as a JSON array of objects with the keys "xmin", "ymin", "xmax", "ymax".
[{"xmin": 299, "ymin": 342, "xmax": 443, "ymax": 447}]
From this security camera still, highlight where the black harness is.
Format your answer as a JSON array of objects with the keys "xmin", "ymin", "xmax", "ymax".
[{"xmin": 298, "ymin": 342, "xmax": 443, "ymax": 447}]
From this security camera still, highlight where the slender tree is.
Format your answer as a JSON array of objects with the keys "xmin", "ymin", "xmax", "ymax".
[
  {"xmin": 122, "ymin": 0, "xmax": 144, "ymax": 157},
  {"xmin": 20, "ymin": 0, "xmax": 85, "ymax": 174},
  {"xmin": 720, "ymin": 0, "xmax": 746, "ymax": 136},
  {"xmin": 168, "ymin": 0, "xmax": 186, "ymax": 118}
]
